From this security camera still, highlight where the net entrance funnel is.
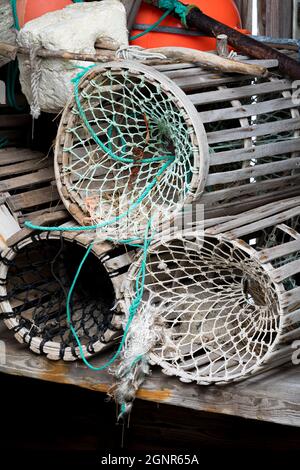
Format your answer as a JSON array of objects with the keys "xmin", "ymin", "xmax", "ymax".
[
  {"xmin": 55, "ymin": 61, "xmax": 208, "ymax": 240},
  {"xmin": 124, "ymin": 198, "xmax": 300, "ymax": 385}
]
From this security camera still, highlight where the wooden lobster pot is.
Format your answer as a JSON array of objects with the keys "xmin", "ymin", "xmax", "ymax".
[
  {"xmin": 124, "ymin": 196, "xmax": 300, "ymax": 385},
  {"xmin": 55, "ymin": 58, "xmax": 300, "ymax": 230},
  {"xmin": 54, "ymin": 61, "xmax": 208, "ymax": 240},
  {"xmin": 159, "ymin": 61, "xmax": 300, "ymax": 216},
  {"xmin": 0, "ymin": 214, "xmax": 134, "ymax": 361}
]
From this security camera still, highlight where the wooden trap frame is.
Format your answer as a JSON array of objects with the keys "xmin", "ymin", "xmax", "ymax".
[
  {"xmin": 54, "ymin": 57, "xmax": 300, "ymax": 236},
  {"xmin": 123, "ymin": 196, "xmax": 300, "ymax": 385},
  {"xmin": 0, "ymin": 212, "xmax": 134, "ymax": 361}
]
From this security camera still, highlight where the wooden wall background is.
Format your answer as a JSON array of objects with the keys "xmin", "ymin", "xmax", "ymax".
[{"xmin": 235, "ymin": 0, "xmax": 294, "ymax": 37}]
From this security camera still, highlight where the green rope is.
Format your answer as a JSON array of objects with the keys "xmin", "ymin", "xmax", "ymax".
[
  {"xmin": 25, "ymin": 65, "xmax": 174, "ymax": 377},
  {"xmin": 130, "ymin": 0, "xmax": 190, "ymax": 41},
  {"xmin": 10, "ymin": 0, "xmax": 20, "ymax": 30},
  {"xmin": 66, "ymin": 220, "xmax": 153, "ymax": 372},
  {"xmin": 72, "ymin": 68, "xmax": 175, "ymax": 165},
  {"xmin": 159, "ymin": 0, "xmax": 190, "ymax": 28},
  {"xmin": 25, "ymin": 158, "xmax": 173, "ymax": 232},
  {"xmin": 0, "ymin": 137, "xmax": 9, "ymax": 149},
  {"xmin": 130, "ymin": 9, "xmax": 173, "ymax": 41}
]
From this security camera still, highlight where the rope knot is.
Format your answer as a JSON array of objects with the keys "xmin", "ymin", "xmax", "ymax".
[{"xmin": 158, "ymin": 0, "xmax": 190, "ymax": 27}]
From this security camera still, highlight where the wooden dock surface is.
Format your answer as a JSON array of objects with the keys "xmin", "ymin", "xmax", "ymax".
[{"xmin": 1, "ymin": 322, "xmax": 299, "ymax": 428}]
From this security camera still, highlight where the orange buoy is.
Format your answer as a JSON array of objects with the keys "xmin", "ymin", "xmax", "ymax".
[
  {"xmin": 131, "ymin": 0, "xmax": 243, "ymax": 51},
  {"xmin": 16, "ymin": 0, "xmax": 74, "ymax": 28}
]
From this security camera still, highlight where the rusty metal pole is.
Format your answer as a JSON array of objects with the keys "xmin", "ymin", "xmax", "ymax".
[{"xmin": 145, "ymin": 0, "xmax": 300, "ymax": 79}]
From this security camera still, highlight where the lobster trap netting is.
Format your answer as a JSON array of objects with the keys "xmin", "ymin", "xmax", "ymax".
[
  {"xmin": 0, "ymin": 231, "xmax": 133, "ymax": 361},
  {"xmin": 123, "ymin": 198, "xmax": 300, "ymax": 384},
  {"xmin": 55, "ymin": 61, "xmax": 207, "ymax": 240}
]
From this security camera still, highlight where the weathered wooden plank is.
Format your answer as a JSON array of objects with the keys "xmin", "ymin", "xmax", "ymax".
[
  {"xmin": 234, "ymin": 0, "xmax": 253, "ymax": 31},
  {"xmin": 199, "ymin": 97, "xmax": 299, "ymax": 124},
  {"xmin": 257, "ymin": 238, "xmax": 300, "ymax": 263},
  {"xmin": 265, "ymin": 0, "xmax": 293, "ymax": 38},
  {"xmin": 0, "ymin": 148, "xmax": 43, "ymax": 166},
  {"xmin": 173, "ymin": 74, "xmax": 251, "ymax": 92},
  {"xmin": 205, "ymin": 186, "xmax": 300, "ymax": 219},
  {"xmin": 207, "ymin": 118, "xmax": 300, "ymax": 145},
  {"xmin": 207, "ymin": 157, "xmax": 300, "ymax": 185},
  {"xmin": 225, "ymin": 206, "xmax": 300, "ymax": 239},
  {"xmin": 7, "ymin": 186, "xmax": 60, "ymax": 211},
  {"xmin": 190, "ymin": 80, "xmax": 293, "ymax": 106},
  {"xmin": 0, "ymin": 158, "xmax": 47, "ymax": 178},
  {"xmin": 203, "ymin": 175, "xmax": 300, "ymax": 203},
  {"xmin": 210, "ymin": 138, "xmax": 300, "ymax": 166},
  {"xmin": 0, "ymin": 323, "xmax": 300, "ymax": 427},
  {"xmin": 18, "ymin": 204, "xmax": 66, "ymax": 225},
  {"xmin": 6, "ymin": 210, "xmax": 69, "ymax": 246},
  {"xmin": 207, "ymin": 197, "xmax": 300, "ymax": 235},
  {"xmin": 272, "ymin": 259, "xmax": 300, "ymax": 283},
  {"xmin": 0, "ymin": 168, "xmax": 54, "ymax": 192},
  {"xmin": 283, "ymin": 286, "xmax": 300, "ymax": 308}
]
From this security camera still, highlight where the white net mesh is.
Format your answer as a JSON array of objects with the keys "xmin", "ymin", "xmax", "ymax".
[
  {"xmin": 124, "ymin": 234, "xmax": 283, "ymax": 384},
  {"xmin": 55, "ymin": 62, "xmax": 207, "ymax": 241}
]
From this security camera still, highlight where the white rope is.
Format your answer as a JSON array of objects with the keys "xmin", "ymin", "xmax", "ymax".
[
  {"xmin": 228, "ymin": 50, "xmax": 238, "ymax": 59},
  {"xmin": 116, "ymin": 45, "xmax": 167, "ymax": 61},
  {"xmin": 29, "ymin": 46, "xmax": 42, "ymax": 120},
  {"xmin": 113, "ymin": 299, "xmax": 163, "ymax": 417}
]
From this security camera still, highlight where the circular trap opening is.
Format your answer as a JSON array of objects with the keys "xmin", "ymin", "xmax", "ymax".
[
  {"xmin": 127, "ymin": 235, "xmax": 281, "ymax": 384},
  {"xmin": 1, "ymin": 236, "xmax": 117, "ymax": 361},
  {"xmin": 55, "ymin": 62, "xmax": 207, "ymax": 238}
]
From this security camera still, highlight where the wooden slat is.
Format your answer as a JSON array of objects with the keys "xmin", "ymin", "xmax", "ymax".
[
  {"xmin": 207, "ymin": 197, "xmax": 300, "ymax": 235},
  {"xmin": 283, "ymin": 286, "xmax": 300, "ymax": 308},
  {"xmin": 272, "ymin": 259, "xmax": 300, "ymax": 283},
  {"xmin": 0, "ymin": 158, "xmax": 48, "ymax": 178},
  {"xmin": 202, "ymin": 175, "xmax": 300, "ymax": 204},
  {"xmin": 234, "ymin": 0, "xmax": 253, "ymax": 31},
  {"xmin": 173, "ymin": 74, "xmax": 251, "ymax": 92},
  {"xmin": 257, "ymin": 238, "xmax": 300, "ymax": 263},
  {"xmin": 207, "ymin": 118, "xmax": 300, "ymax": 145},
  {"xmin": 207, "ymin": 157, "xmax": 300, "ymax": 185},
  {"xmin": 190, "ymin": 80, "xmax": 293, "ymax": 106},
  {"xmin": 18, "ymin": 204, "xmax": 66, "ymax": 225},
  {"xmin": 0, "ymin": 148, "xmax": 43, "ymax": 166},
  {"xmin": 0, "ymin": 168, "xmax": 54, "ymax": 191},
  {"xmin": 224, "ymin": 206, "xmax": 300, "ymax": 239},
  {"xmin": 205, "ymin": 186, "xmax": 300, "ymax": 219},
  {"xmin": 210, "ymin": 138, "xmax": 300, "ymax": 166},
  {"xmin": 265, "ymin": 0, "xmax": 293, "ymax": 38},
  {"xmin": 199, "ymin": 97, "xmax": 298, "ymax": 124},
  {"xmin": 7, "ymin": 186, "xmax": 60, "ymax": 212},
  {"xmin": 1, "ymin": 322, "xmax": 300, "ymax": 427},
  {"xmin": 7, "ymin": 210, "xmax": 69, "ymax": 247}
]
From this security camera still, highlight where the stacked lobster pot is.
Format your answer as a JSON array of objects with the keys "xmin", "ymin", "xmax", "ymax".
[
  {"xmin": 0, "ymin": 60, "xmax": 207, "ymax": 362},
  {"xmin": 0, "ymin": 217, "xmax": 133, "ymax": 361},
  {"xmin": 1, "ymin": 48, "xmax": 300, "ymax": 407},
  {"xmin": 51, "ymin": 58, "xmax": 300, "ymax": 405},
  {"xmin": 124, "ymin": 197, "xmax": 300, "ymax": 385}
]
